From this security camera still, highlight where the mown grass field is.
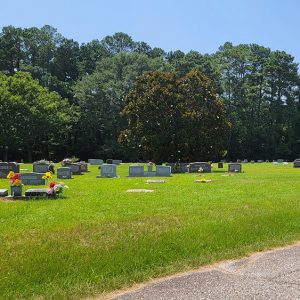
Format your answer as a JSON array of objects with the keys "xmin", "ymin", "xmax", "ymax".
[{"xmin": 1, "ymin": 163, "xmax": 300, "ymax": 299}]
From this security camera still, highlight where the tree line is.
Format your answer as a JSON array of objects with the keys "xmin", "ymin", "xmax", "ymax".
[{"xmin": 0, "ymin": 25, "xmax": 299, "ymax": 162}]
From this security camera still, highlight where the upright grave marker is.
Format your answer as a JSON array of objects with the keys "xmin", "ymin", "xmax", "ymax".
[
  {"xmin": 57, "ymin": 167, "xmax": 72, "ymax": 179},
  {"xmin": 188, "ymin": 162, "xmax": 212, "ymax": 173},
  {"xmin": 99, "ymin": 164, "xmax": 117, "ymax": 178},
  {"xmin": 0, "ymin": 162, "xmax": 20, "ymax": 178},
  {"xmin": 33, "ymin": 162, "xmax": 49, "ymax": 173},
  {"xmin": 88, "ymin": 159, "xmax": 103, "ymax": 165},
  {"xmin": 293, "ymin": 159, "xmax": 300, "ymax": 168},
  {"xmin": 228, "ymin": 163, "xmax": 242, "ymax": 173},
  {"xmin": 21, "ymin": 173, "xmax": 46, "ymax": 185}
]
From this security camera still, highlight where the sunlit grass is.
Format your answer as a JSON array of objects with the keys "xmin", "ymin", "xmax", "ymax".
[{"xmin": 0, "ymin": 162, "xmax": 300, "ymax": 299}]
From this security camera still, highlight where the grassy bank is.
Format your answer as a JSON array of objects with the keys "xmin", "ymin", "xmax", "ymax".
[{"xmin": 0, "ymin": 163, "xmax": 300, "ymax": 299}]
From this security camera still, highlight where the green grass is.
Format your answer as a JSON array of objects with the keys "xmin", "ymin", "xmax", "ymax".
[{"xmin": 1, "ymin": 163, "xmax": 300, "ymax": 299}]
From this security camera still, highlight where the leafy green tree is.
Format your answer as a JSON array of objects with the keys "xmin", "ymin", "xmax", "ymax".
[
  {"xmin": 0, "ymin": 26, "xmax": 24, "ymax": 74},
  {"xmin": 101, "ymin": 32, "xmax": 136, "ymax": 54},
  {"xmin": 0, "ymin": 72, "xmax": 72, "ymax": 161},
  {"xmin": 120, "ymin": 70, "xmax": 230, "ymax": 163},
  {"xmin": 73, "ymin": 52, "xmax": 169, "ymax": 159},
  {"xmin": 78, "ymin": 40, "xmax": 110, "ymax": 76}
]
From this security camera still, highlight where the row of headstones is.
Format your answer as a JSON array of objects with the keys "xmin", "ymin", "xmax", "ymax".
[
  {"xmin": 88, "ymin": 159, "xmax": 122, "ymax": 165},
  {"xmin": 166, "ymin": 162, "xmax": 242, "ymax": 173},
  {"xmin": 97, "ymin": 164, "xmax": 172, "ymax": 177}
]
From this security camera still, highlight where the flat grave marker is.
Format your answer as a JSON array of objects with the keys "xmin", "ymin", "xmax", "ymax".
[
  {"xmin": 126, "ymin": 189, "xmax": 154, "ymax": 193},
  {"xmin": 146, "ymin": 180, "xmax": 165, "ymax": 183}
]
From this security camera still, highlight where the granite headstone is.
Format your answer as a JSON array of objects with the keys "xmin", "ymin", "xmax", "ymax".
[
  {"xmin": 57, "ymin": 167, "xmax": 72, "ymax": 179},
  {"xmin": 228, "ymin": 163, "xmax": 242, "ymax": 173},
  {"xmin": 21, "ymin": 173, "xmax": 46, "ymax": 185}
]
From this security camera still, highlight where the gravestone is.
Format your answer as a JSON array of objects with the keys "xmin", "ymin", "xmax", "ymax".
[
  {"xmin": 99, "ymin": 164, "xmax": 117, "ymax": 177},
  {"xmin": 21, "ymin": 173, "xmax": 46, "ymax": 185},
  {"xmin": 228, "ymin": 163, "xmax": 242, "ymax": 173},
  {"xmin": 0, "ymin": 162, "xmax": 20, "ymax": 178},
  {"xmin": 277, "ymin": 159, "xmax": 284, "ymax": 163},
  {"xmin": 33, "ymin": 162, "xmax": 49, "ymax": 173},
  {"xmin": 166, "ymin": 162, "xmax": 189, "ymax": 173},
  {"xmin": 188, "ymin": 162, "xmax": 212, "ymax": 173},
  {"xmin": 112, "ymin": 159, "xmax": 122, "ymax": 165},
  {"xmin": 78, "ymin": 161, "xmax": 88, "ymax": 172},
  {"xmin": 257, "ymin": 160, "xmax": 264, "ymax": 163},
  {"xmin": 128, "ymin": 165, "xmax": 144, "ymax": 177},
  {"xmin": 88, "ymin": 159, "xmax": 103, "ymax": 165},
  {"xmin": 67, "ymin": 163, "xmax": 81, "ymax": 175},
  {"xmin": 57, "ymin": 167, "xmax": 72, "ymax": 179},
  {"xmin": 273, "ymin": 162, "xmax": 278, "ymax": 165},
  {"xmin": 156, "ymin": 165, "xmax": 171, "ymax": 177},
  {"xmin": 237, "ymin": 159, "xmax": 242, "ymax": 163},
  {"xmin": 25, "ymin": 188, "xmax": 49, "ymax": 197},
  {"xmin": 251, "ymin": 160, "xmax": 255, "ymax": 163},
  {"xmin": 218, "ymin": 162, "xmax": 223, "ymax": 168},
  {"xmin": 242, "ymin": 159, "xmax": 248, "ymax": 163},
  {"xmin": 147, "ymin": 180, "xmax": 165, "ymax": 183},
  {"xmin": 0, "ymin": 189, "xmax": 8, "ymax": 197},
  {"xmin": 293, "ymin": 159, "xmax": 300, "ymax": 168}
]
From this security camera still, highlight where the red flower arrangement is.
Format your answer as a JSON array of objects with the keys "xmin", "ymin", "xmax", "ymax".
[{"xmin": 7, "ymin": 171, "xmax": 22, "ymax": 186}]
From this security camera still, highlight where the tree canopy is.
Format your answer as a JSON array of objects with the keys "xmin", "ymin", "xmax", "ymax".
[
  {"xmin": 119, "ymin": 70, "xmax": 230, "ymax": 163},
  {"xmin": 0, "ymin": 25, "xmax": 299, "ymax": 162}
]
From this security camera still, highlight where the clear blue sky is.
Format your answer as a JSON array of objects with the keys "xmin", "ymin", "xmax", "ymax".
[{"xmin": 1, "ymin": 0, "xmax": 300, "ymax": 65}]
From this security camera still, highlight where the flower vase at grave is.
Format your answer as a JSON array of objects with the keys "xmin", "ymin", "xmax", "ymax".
[{"xmin": 11, "ymin": 185, "xmax": 22, "ymax": 197}]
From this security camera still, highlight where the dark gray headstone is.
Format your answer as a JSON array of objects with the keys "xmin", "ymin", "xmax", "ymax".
[
  {"xmin": 65, "ymin": 163, "xmax": 81, "ymax": 175},
  {"xmin": 112, "ymin": 159, "xmax": 122, "ymax": 165},
  {"xmin": 25, "ymin": 188, "xmax": 49, "ymax": 197},
  {"xmin": 0, "ymin": 162, "xmax": 20, "ymax": 178},
  {"xmin": 100, "ymin": 164, "xmax": 117, "ymax": 177},
  {"xmin": 21, "ymin": 173, "xmax": 46, "ymax": 185},
  {"xmin": 218, "ymin": 162, "xmax": 224, "ymax": 168},
  {"xmin": 33, "ymin": 163, "xmax": 49, "ymax": 173},
  {"xmin": 166, "ymin": 163, "xmax": 188, "ymax": 173},
  {"xmin": 228, "ymin": 163, "xmax": 242, "ymax": 172},
  {"xmin": 293, "ymin": 159, "xmax": 300, "ymax": 168},
  {"xmin": 88, "ymin": 159, "xmax": 103, "ymax": 165},
  {"xmin": 57, "ymin": 167, "xmax": 72, "ymax": 179},
  {"xmin": 78, "ymin": 162, "xmax": 88, "ymax": 172},
  {"xmin": 10, "ymin": 185, "xmax": 22, "ymax": 197},
  {"xmin": 188, "ymin": 162, "xmax": 212, "ymax": 173}
]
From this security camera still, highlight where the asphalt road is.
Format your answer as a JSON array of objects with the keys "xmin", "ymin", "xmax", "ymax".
[{"xmin": 113, "ymin": 242, "xmax": 300, "ymax": 300}]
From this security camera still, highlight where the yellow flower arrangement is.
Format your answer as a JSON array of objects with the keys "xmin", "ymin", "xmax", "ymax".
[
  {"xmin": 7, "ymin": 171, "xmax": 15, "ymax": 179},
  {"xmin": 42, "ymin": 172, "xmax": 53, "ymax": 180}
]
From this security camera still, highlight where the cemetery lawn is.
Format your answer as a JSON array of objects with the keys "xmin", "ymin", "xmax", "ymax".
[{"xmin": 1, "ymin": 163, "xmax": 300, "ymax": 299}]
